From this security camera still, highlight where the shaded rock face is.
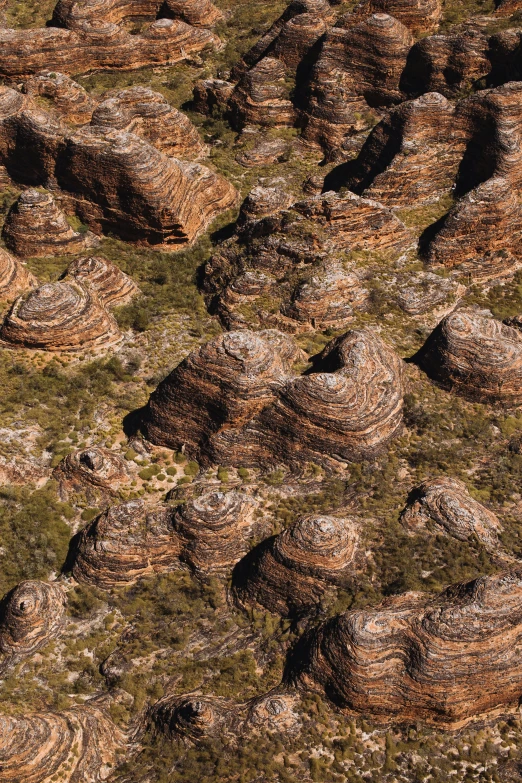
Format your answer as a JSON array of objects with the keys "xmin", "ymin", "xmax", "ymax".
[
  {"xmin": 0, "ymin": 581, "xmax": 66, "ymax": 674},
  {"xmin": 341, "ymin": 92, "xmax": 467, "ymax": 208},
  {"xmin": 232, "ymin": 513, "xmax": 360, "ymax": 617},
  {"xmin": 300, "ymin": 14, "xmax": 413, "ymax": 159},
  {"xmin": 72, "ymin": 500, "xmax": 181, "ymax": 589},
  {"xmin": 203, "ymin": 189, "xmax": 412, "ymax": 332},
  {"xmin": 0, "ymin": 19, "xmax": 219, "ymax": 78},
  {"xmin": 0, "ymin": 247, "xmax": 37, "ymax": 302},
  {"xmin": 64, "ymin": 255, "xmax": 139, "ymax": 308},
  {"xmin": 22, "ymin": 72, "xmax": 96, "ymax": 125},
  {"xmin": 414, "ymin": 308, "xmax": 522, "ymax": 405},
  {"xmin": 142, "ymin": 327, "xmax": 404, "ymax": 469},
  {"xmin": 401, "ymin": 477, "xmax": 501, "ymax": 548},
  {"xmin": 2, "ymin": 189, "xmax": 95, "ymax": 258},
  {"xmin": 91, "ymin": 87, "xmax": 206, "ymax": 159},
  {"xmin": 52, "ymin": 446, "xmax": 130, "ymax": 499},
  {"xmin": 288, "ymin": 568, "xmax": 522, "ymax": 727},
  {"xmin": 352, "ymin": 0, "xmax": 442, "ymax": 35},
  {"xmin": 173, "ymin": 490, "xmax": 258, "ymax": 574},
  {"xmin": 0, "ymin": 280, "xmax": 121, "ymax": 352},
  {"xmin": 423, "ymin": 178, "xmax": 522, "ymax": 281},
  {"xmin": 0, "ymin": 702, "xmax": 125, "ymax": 783}
]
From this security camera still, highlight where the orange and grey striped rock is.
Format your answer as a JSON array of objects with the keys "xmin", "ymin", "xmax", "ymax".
[
  {"xmin": 232, "ymin": 513, "xmax": 360, "ymax": 617},
  {"xmin": 172, "ymin": 490, "xmax": 258, "ymax": 575},
  {"xmin": 53, "ymin": 0, "xmax": 222, "ymax": 28},
  {"xmin": 52, "ymin": 446, "xmax": 130, "ymax": 499},
  {"xmin": 2, "ymin": 189, "xmax": 96, "ymax": 258},
  {"xmin": 0, "ymin": 581, "xmax": 66, "ymax": 674},
  {"xmin": 64, "ymin": 255, "xmax": 139, "ymax": 308},
  {"xmin": 0, "ymin": 248, "xmax": 37, "ymax": 303},
  {"xmin": 352, "ymin": 0, "xmax": 441, "ymax": 35},
  {"xmin": 72, "ymin": 500, "xmax": 181, "ymax": 589},
  {"xmin": 162, "ymin": 0, "xmax": 223, "ymax": 27},
  {"xmin": 400, "ymin": 477, "xmax": 502, "ymax": 549},
  {"xmin": 228, "ymin": 58, "xmax": 297, "ymax": 130},
  {"xmin": 0, "ymin": 280, "xmax": 121, "ymax": 352},
  {"xmin": 22, "ymin": 72, "xmax": 96, "ymax": 125},
  {"xmin": 288, "ymin": 568, "xmax": 522, "ymax": 727},
  {"xmin": 0, "ymin": 701, "xmax": 125, "ymax": 783},
  {"xmin": 91, "ymin": 87, "xmax": 206, "ymax": 158},
  {"xmin": 414, "ymin": 308, "xmax": 522, "ymax": 405}
]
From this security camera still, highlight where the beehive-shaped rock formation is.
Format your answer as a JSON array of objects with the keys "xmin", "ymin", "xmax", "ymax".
[
  {"xmin": 0, "ymin": 581, "xmax": 66, "ymax": 674},
  {"xmin": 22, "ymin": 72, "xmax": 95, "ymax": 125},
  {"xmin": 0, "ymin": 280, "xmax": 121, "ymax": 352},
  {"xmin": 52, "ymin": 0, "xmax": 222, "ymax": 28},
  {"xmin": 52, "ymin": 446, "xmax": 130, "ymax": 499},
  {"xmin": 64, "ymin": 255, "xmax": 139, "ymax": 308},
  {"xmin": 162, "ymin": 0, "xmax": 222, "ymax": 27},
  {"xmin": 0, "ymin": 702, "xmax": 125, "ymax": 783},
  {"xmin": 142, "ymin": 329, "xmax": 300, "ymax": 459},
  {"xmin": 150, "ymin": 694, "xmax": 236, "ymax": 740},
  {"xmin": 414, "ymin": 308, "xmax": 522, "ymax": 404},
  {"xmin": 342, "ymin": 92, "xmax": 467, "ymax": 207},
  {"xmin": 401, "ymin": 477, "xmax": 502, "ymax": 548},
  {"xmin": 91, "ymin": 87, "xmax": 206, "ymax": 158},
  {"xmin": 301, "ymin": 14, "xmax": 414, "ymax": 159},
  {"xmin": 173, "ymin": 490, "xmax": 257, "ymax": 574},
  {"xmin": 289, "ymin": 568, "xmax": 522, "ymax": 726},
  {"xmin": 2, "ymin": 189, "xmax": 94, "ymax": 258},
  {"xmin": 352, "ymin": 0, "xmax": 442, "ymax": 35},
  {"xmin": 72, "ymin": 500, "xmax": 180, "ymax": 589},
  {"xmin": 58, "ymin": 126, "xmax": 236, "ymax": 245},
  {"xmin": 233, "ymin": 514, "xmax": 360, "ymax": 617},
  {"xmin": 424, "ymin": 178, "xmax": 522, "ymax": 281},
  {"xmin": 228, "ymin": 58, "xmax": 297, "ymax": 130},
  {"xmin": 0, "ymin": 248, "xmax": 37, "ymax": 302}
]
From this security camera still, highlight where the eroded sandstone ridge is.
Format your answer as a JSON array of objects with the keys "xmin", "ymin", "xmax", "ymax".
[
  {"xmin": 232, "ymin": 513, "xmax": 360, "ymax": 617},
  {"xmin": 142, "ymin": 327, "xmax": 404, "ymax": 468},
  {"xmin": 22, "ymin": 71, "xmax": 96, "ymax": 125},
  {"xmin": 288, "ymin": 568, "xmax": 522, "ymax": 726},
  {"xmin": 400, "ymin": 477, "xmax": 502, "ymax": 549},
  {"xmin": 0, "ymin": 580, "xmax": 66, "ymax": 674},
  {"xmin": 53, "ymin": 446, "xmax": 130, "ymax": 500},
  {"xmin": 414, "ymin": 308, "xmax": 522, "ymax": 404},
  {"xmin": 64, "ymin": 255, "xmax": 139, "ymax": 308},
  {"xmin": 0, "ymin": 247, "xmax": 36, "ymax": 302},
  {"xmin": 72, "ymin": 500, "xmax": 181, "ymax": 589},
  {"xmin": 0, "ymin": 280, "xmax": 121, "ymax": 352},
  {"xmin": 0, "ymin": 701, "xmax": 125, "ymax": 783},
  {"xmin": 2, "ymin": 189, "xmax": 96, "ymax": 258}
]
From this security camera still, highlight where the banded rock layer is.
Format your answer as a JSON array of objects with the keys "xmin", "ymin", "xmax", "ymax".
[
  {"xmin": 352, "ymin": 0, "xmax": 442, "ymax": 35},
  {"xmin": 0, "ymin": 702, "xmax": 125, "ymax": 783},
  {"xmin": 143, "ymin": 327, "xmax": 404, "ymax": 468},
  {"xmin": 289, "ymin": 568, "xmax": 522, "ymax": 726},
  {"xmin": 53, "ymin": 446, "xmax": 130, "ymax": 499},
  {"xmin": 52, "ymin": 0, "xmax": 222, "ymax": 28},
  {"xmin": 233, "ymin": 513, "xmax": 360, "ymax": 617},
  {"xmin": 0, "ymin": 280, "xmax": 121, "ymax": 352},
  {"xmin": 22, "ymin": 72, "xmax": 96, "ymax": 125},
  {"xmin": 414, "ymin": 308, "xmax": 522, "ymax": 405},
  {"xmin": 64, "ymin": 255, "xmax": 139, "ymax": 308},
  {"xmin": 0, "ymin": 248, "xmax": 36, "ymax": 302},
  {"xmin": 401, "ymin": 477, "xmax": 501, "ymax": 549},
  {"xmin": 0, "ymin": 580, "xmax": 66, "ymax": 674},
  {"xmin": 2, "ymin": 189, "xmax": 95, "ymax": 258}
]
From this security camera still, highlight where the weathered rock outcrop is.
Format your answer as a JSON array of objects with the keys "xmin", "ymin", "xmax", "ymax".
[
  {"xmin": 143, "ymin": 327, "xmax": 404, "ymax": 468},
  {"xmin": 236, "ymin": 137, "xmax": 289, "ymax": 168},
  {"xmin": 0, "ymin": 248, "xmax": 37, "ymax": 302},
  {"xmin": 352, "ymin": 0, "xmax": 442, "ymax": 35},
  {"xmin": 228, "ymin": 58, "xmax": 297, "ymax": 130},
  {"xmin": 0, "ymin": 20, "xmax": 219, "ymax": 78},
  {"xmin": 72, "ymin": 500, "xmax": 180, "ymax": 589},
  {"xmin": 204, "ymin": 189, "xmax": 412, "ymax": 331},
  {"xmin": 0, "ymin": 701, "xmax": 125, "ymax": 783},
  {"xmin": 288, "ymin": 568, "xmax": 522, "ymax": 726},
  {"xmin": 301, "ymin": 14, "xmax": 413, "ymax": 159},
  {"xmin": 233, "ymin": 513, "xmax": 360, "ymax": 617},
  {"xmin": 162, "ymin": 0, "xmax": 222, "ymax": 27},
  {"xmin": 0, "ymin": 581, "xmax": 66, "ymax": 674},
  {"xmin": 22, "ymin": 72, "xmax": 96, "ymax": 125},
  {"xmin": 52, "ymin": 447, "xmax": 130, "ymax": 500},
  {"xmin": 52, "ymin": 0, "xmax": 222, "ymax": 29},
  {"xmin": 414, "ymin": 308, "xmax": 522, "ymax": 404},
  {"xmin": 395, "ymin": 272, "xmax": 465, "ymax": 316},
  {"xmin": 2, "ymin": 189, "xmax": 95, "ymax": 258},
  {"xmin": 341, "ymin": 92, "xmax": 467, "ymax": 207},
  {"xmin": 64, "ymin": 255, "xmax": 139, "ymax": 308},
  {"xmin": 91, "ymin": 87, "xmax": 205, "ymax": 158},
  {"xmin": 173, "ymin": 490, "xmax": 257, "ymax": 574},
  {"xmin": 400, "ymin": 477, "xmax": 501, "ymax": 548},
  {"xmin": 423, "ymin": 178, "xmax": 522, "ymax": 281},
  {"xmin": 0, "ymin": 280, "xmax": 121, "ymax": 352}
]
